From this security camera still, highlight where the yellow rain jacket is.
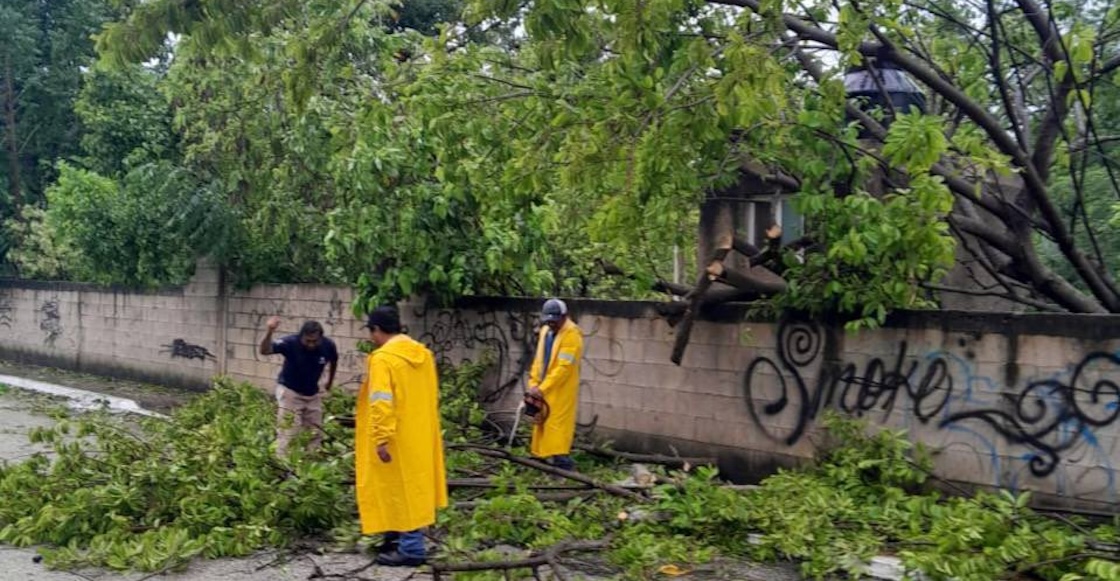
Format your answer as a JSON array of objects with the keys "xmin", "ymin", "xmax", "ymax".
[
  {"xmin": 529, "ymin": 319, "xmax": 584, "ymax": 458},
  {"xmin": 355, "ymin": 334, "xmax": 448, "ymax": 534}
]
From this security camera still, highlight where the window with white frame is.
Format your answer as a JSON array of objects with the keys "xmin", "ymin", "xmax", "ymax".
[{"xmin": 743, "ymin": 196, "xmax": 805, "ymax": 247}]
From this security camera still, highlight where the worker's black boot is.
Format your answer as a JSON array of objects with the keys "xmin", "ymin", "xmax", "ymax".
[
  {"xmin": 376, "ymin": 550, "xmax": 425, "ymax": 567},
  {"xmin": 375, "ymin": 532, "xmax": 400, "ymax": 554}
]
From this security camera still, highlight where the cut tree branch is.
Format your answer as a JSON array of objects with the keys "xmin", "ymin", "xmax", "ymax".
[
  {"xmin": 449, "ymin": 478, "xmax": 591, "ymax": 491},
  {"xmin": 573, "ymin": 443, "xmax": 717, "ymax": 469},
  {"xmin": 671, "ymin": 237, "xmax": 733, "ymax": 365},
  {"xmin": 453, "ymin": 491, "xmax": 597, "ymax": 509},
  {"xmin": 449, "ymin": 444, "xmax": 651, "ymax": 503},
  {"xmin": 707, "ymin": 263, "xmax": 788, "ymax": 295},
  {"xmin": 430, "ymin": 539, "xmax": 610, "ymax": 581}
]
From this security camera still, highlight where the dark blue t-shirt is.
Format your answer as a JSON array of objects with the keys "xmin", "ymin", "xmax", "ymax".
[
  {"xmin": 272, "ymin": 335, "xmax": 338, "ymax": 396},
  {"xmin": 542, "ymin": 330, "xmax": 556, "ymax": 376}
]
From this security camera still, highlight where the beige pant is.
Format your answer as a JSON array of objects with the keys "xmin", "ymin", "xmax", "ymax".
[{"xmin": 275, "ymin": 385, "xmax": 323, "ymax": 456}]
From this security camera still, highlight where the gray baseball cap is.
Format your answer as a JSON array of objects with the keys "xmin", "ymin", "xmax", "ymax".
[{"xmin": 541, "ymin": 298, "xmax": 568, "ymax": 322}]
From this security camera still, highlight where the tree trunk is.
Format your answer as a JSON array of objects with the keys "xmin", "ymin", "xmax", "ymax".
[
  {"xmin": 3, "ymin": 53, "xmax": 22, "ymax": 209},
  {"xmin": 671, "ymin": 238, "xmax": 733, "ymax": 365},
  {"xmin": 706, "ymin": 262, "xmax": 788, "ymax": 295}
]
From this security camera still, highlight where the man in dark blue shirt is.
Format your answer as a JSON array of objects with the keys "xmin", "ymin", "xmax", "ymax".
[{"xmin": 260, "ymin": 316, "xmax": 338, "ymax": 457}]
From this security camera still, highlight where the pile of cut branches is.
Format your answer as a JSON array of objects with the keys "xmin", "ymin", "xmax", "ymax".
[{"xmin": 0, "ymin": 363, "xmax": 1116, "ymax": 581}]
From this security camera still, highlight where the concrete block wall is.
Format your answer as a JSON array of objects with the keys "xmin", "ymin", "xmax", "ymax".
[
  {"xmin": 1, "ymin": 268, "xmax": 1119, "ymax": 512},
  {"xmin": 0, "ymin": 264, "xmax": 223, "ymax": 389}
]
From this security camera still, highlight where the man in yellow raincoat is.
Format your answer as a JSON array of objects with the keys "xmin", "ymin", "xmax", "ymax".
[
  {"xmin": 355, "ymin": 306, "xmax": 448, "ymax": 567},
  {"xmin": 526, "ymin": 298, "xmax": 584, "ymax": 471}
]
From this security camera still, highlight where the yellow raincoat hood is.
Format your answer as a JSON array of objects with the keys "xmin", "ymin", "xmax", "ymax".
[{"xmin": 376, "ymin": 335, "xmax": 430, "ymax": 367}]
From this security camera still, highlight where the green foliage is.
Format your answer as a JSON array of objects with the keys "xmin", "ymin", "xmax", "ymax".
[
  {"xmin": 83, "ymin": 0, "xmax": 960, "ymax": 316},
  {"xmin": 775, "ymin": 177, "xmax": 955, "ymax": 329},
  {"xmin": 678, "ymin": 413, "xmax": 1112, "ymax": 581},
  {"xmin": 2, "ymin": 206, "xmax": 81, "ymax": 280},
  {"xmin": 0, "ymin": 379, "xmax": 355, "ymax": 571},
  {"xmin": 1039, "ymin": 165, "xmax": 1120, "ymax": 292},
  {"xmin": 436, "ymin": 412, "xmax": 1116, "ymax": 581},
  {"xmin": 438, "ymin": 352, "xmax": 493, "ymax": 443},
  {"xmin": 33, "ymin": 161, "xmax": 232, "ymax": 287},
  {"xmin": 608, "ymin": 526, "xmax": 715, "ymax": 580},
  {"xmin": 2, "ymin": 379, "xmax": 1114, "ymax": 580},
  {"xmin": 0, "ymin": 0, "xmax": 119, "ymax": 209},
  {"xmin": 74, "ymin": 65, "xmax": 178, "ymax": 177},
  {"xmin": 7, "ymin": 0, "xmax": 1120, "ymax": 317}
]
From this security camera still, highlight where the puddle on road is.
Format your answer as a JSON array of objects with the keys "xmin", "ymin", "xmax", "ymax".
[{"xmin": 0, "ymin": 360, "xmax": 199, "ymax": 415}]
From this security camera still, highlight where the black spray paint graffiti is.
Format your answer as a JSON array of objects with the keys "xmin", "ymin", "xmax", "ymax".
[
  {"xmin": 0, "ymin": 290, "xmax": 12, "ymax": 329},
  {"xmin": 945, "ymin": 352, "xmax": 1120, "ymax": 477},
  {"xmin": 160, "ymin": 339, "xmax": 217, "ymax": 362},
  {"xmin": 743, "ymin": 320, "xmax": 1120, "ymax": 477},
  {"xmin": 743, "ymin": 320, "xmax": 953, "ymax": 446},
  {"xmin": 414, "ymin": 306, "xmax": 535, "ymax": 405},
  {"xmin": 38, "ymin": 299, "xmax": 62, "ymax": 346},
  {"xmin": 324, "ymin": 293, "xmax": 346, "ymax": 329}
]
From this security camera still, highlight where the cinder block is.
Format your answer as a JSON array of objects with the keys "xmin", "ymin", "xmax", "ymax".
[
  {"xmin": 635, "ymin": 386, "xmax": 674, "ymax": 413},
  {"xmin": 691, "ymin": 417, "xmax": 753, "ymax": 448},
  {"xmin": 616, "ymin": 363, "xmax": 663, "ymax": 391},
  {"xmin": 626, "ymin": 318, "xmax": 657, "ymax": 343},
  {"xmin": 625, "ymin": 410, "xmax": 691, "ymax": 440},
  {"xmin": 737, "ymin": 323, "xmax": 776, "ymax": 349},
  {"xmin": 691, "ymin": 322, "xmax": 739, "ymax": 347},
  {"xmin": 640, "ymin": 340, "xmax": 674, "ymax": 364},
  {"xmin": 583, "ymin": 335, "xmax": 615, "ymax": 358},
  {"xmin": 588, "ymin": 404, "xmax": 627, "ymax": 431},
  {"xmin": 962, "ymin": 334, "xmax": 1005, "ymax": 365},
  {"xmin": 680, "ymin": 343, "xmax": 720, "ymax": 371},
  {"xmin": 693, "ymin": 393, "xmax": 750, "ymax": 423}
]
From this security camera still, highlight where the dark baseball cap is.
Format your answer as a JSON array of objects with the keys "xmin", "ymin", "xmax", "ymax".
[
  {"xmin": 541, "ymin": 298, "xmax": 568, "ymax": 322},
  {"xmin": 362, "ymin": 306, "xmax": 402, "ymax": 333}
]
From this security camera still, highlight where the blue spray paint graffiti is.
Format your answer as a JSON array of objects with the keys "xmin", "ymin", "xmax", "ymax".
[
  {"xmin": 926, "ymin": 351, "xmax": 1119, "ymax": 499},
  {"xmin": 742, "ymin": 320, "xmax": 1120, "ymax": 500}
]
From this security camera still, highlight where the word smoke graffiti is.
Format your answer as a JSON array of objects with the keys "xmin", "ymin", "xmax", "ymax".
[
  {"xmin": 743, "ymin": 321, "xmax": 953, "ymax": 446},
  {"xmin": 743, "ymin": 321, "xmax": 1120, "ymax": 479}
]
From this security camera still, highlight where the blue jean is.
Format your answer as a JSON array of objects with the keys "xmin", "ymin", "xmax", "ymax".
[
  {"xmin": 389, "ymin": 530, "xmax": 425, "ymax": 558},
  {"xmin": 550, "ymin": 455, "xmax": 575, "ymax": 471}
]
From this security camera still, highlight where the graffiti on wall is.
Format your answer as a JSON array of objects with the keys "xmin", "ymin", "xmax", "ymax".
[
  {"xmin": 743, "ymin": 320, "xmax": 1120, "ymax": 481},
  {"xmin": 160, "ymin": 339, "xmax": 217, "ymax": 362},
  {"xmin": 38, "ymin": 299, "xmax": 62, "ymax": 346},
  {"xmin": 324, "ymin": 292, "xmax": 346, "ymax": 330},
  {"xmin": 414, "ymin": 306, "xmax": 535, "ymax": 405},
  {"xmin": 743, "ymin": 321, "xmax": 955, "ymax": 445},
  {"xmin": 0, "ymin": 290, "xmax": 12, "ymax": 329}
]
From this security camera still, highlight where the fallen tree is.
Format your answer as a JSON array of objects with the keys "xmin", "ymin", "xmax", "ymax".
[{"xmin": 1, "ymin": 371, "xmax": 1117, "ymax": 581}]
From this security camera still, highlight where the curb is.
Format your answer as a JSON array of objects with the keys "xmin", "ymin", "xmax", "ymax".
[{"xmin": 0, "ymin": 374, "xmax": 168, "ymax": 419}]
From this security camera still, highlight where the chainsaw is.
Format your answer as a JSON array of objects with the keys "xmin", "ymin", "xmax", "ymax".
[{"xmin": 507, "ymin": 391, "xmax": 550, "ymax": 448}]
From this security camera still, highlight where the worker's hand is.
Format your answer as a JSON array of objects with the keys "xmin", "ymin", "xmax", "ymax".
[
  {"xmin": 377, "ymin": 443, "xmax": 392, "ymax": 463},
  {"xmin": 266, "ymin": 316, "xmax": 281, "ymax": 331},
  {"xmin": 528, "ymin": 386, "xmax": 542, "ymax": 398}
]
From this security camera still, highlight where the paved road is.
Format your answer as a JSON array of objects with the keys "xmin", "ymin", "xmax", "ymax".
[
  {"xmin": 0, "ymin": 389, "xmax": 407, "ymax": 581},
  {"xmin": 0, "ymin": 384, "xmax": 812, "ymax": 581}
]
